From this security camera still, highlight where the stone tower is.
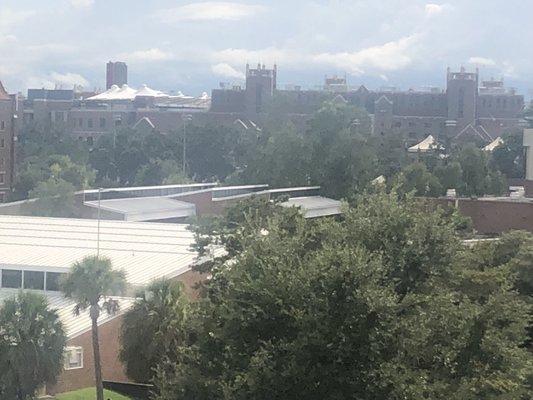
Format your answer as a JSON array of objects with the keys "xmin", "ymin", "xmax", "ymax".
[
  {"xmin": 244, "ymin": 63, "xmax": 277, "ymax": 115},
  {"xmin": 446, "ymin": 67, "xmax": 478, "ymax": 127}
]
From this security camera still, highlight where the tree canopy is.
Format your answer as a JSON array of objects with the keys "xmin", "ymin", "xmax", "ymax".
[
  {"xmin": 0, "ymin": 292, "xmax": 66, "ymax": 400},
  {"xmin": 152, "ymin": 193, "xmax": 532, "ymax": 400}
]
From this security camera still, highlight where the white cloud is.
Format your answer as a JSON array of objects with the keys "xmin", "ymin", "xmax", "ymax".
[
  {"xmin": 312, "ymin": 35, "xmax": 418, "ymax": 74},
  {"xmin": 211, "ymin": 63, "xmax": 245, "ymax": 79},
  {"xmin": 27, "ymin": 72, "xmax": 89, "ymax": 89},
  {"xmin": 468, "ymin": 57, "xmax": 496, "ymax": 66},
  {"xmin": 120, "ymin": 48, "xmax": 174, "ymax": 62},
  {"xmin": 0, "ymin": 9, "xmax": 36, "ymax": 30},
  {"xmin": 154, "ymin": 2, "xmax": 265, "ymax": 23},
  {"xmin": 425, "ymin": 4, "xmax": 445, "ymax": 16},
  {"xmin": 69, "ymin": 0, "xmax": 95, "ymax": 9}
]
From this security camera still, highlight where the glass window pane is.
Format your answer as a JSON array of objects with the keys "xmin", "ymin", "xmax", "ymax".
[
  {"xmin": 46, "ymin": 272, "xmax": 65, "ymax": 291},
  {"xmin": 24, "ymin": 271, "xmax": 45, "ymax": 290},
  {"xmin": 2, "ymin": 269, "xmax": 22, "ymax": 288}
]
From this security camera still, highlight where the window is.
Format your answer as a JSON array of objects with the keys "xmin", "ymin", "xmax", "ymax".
[
  {"xmin": 0, "ymin": 192, "xmax": 4, "ymax": 202},
  {"xmin": 64, "ymin": 347, "xmax": 84, "ymax": 370},
  {"xmin": 394, "ymin": 122, "xmax": 401, "ymax": 128},
  {"xmin": 2, "ymin": 269, "xmax": 22, "ymax": 288},
  {"xmin": 45, "ymin": 272, "xmax": 65, "ymax": 291},
  {"xmin": 0, "ymin": 158, "xmax": 5, "ymax": 168},
  {"xmin": 24, "ymin": 271, "xmax": 45, "ymax": 290},
  {"xmin": 56, "ymin": 112, "xmax": 65, "ymax": 122},
  {"xmin": 0, "ymin": 121, "xmax": 4, "ymax": 131},
  {"xmin": 79, "ymin": 118, "xmax": 83, "ymax": 127},
  {"xmin": 0, "ymin": 173, "xmax": 4, "ymax": 184},
  {"xmin": 424, "ymin": 123, "xmax": 431, "ymax": 128},
  {"xmin": 87, "ymin": 137, "xmax": 94, "ymax": 146},
  {"xmin": 88, "ymin": 119, "xmax": 93, "ymax": 129},
  {"xmin": 100, "ymin": 118, "xmax": 106, "ymax": 128},
  {"xmin": 409, "ymin": 122, "xmax": 415, "ymax": 127},
  {"xmin": 0, "ymin": 138, "xmax": 5, "ymax": 148}
]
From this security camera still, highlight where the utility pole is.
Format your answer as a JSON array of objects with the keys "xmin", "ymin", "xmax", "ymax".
[{"xmin": 182, "ymin": 114, "xmax": 193, "ymax": 175}]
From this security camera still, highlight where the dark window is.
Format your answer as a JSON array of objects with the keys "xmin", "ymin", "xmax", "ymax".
[
  {"xmin": 0, "ymin": 121, "xmax": 4, "ymax": 130},
  {"xmin": 395, "ymin": 122, "xmax": 401, "ymax": 128},
  {"xmin": 45, "ymin": 272, "xmax": 64, "ymax": 291},
  {"xmin": 79, "ymin": 118, "xmax": 83, "ymax": 127},
  {"xmin": 424, "ymin": 123, "xmax": 431, "ymax": 128},
  {"xmin": 2, "ymin": 269, "xmax": 22, "ymax": 288},
  {"xmin": 409, "ymin": 122, "xmax": 415, "ymax": 127},
  {"xmin": 0, "ymin": 173, "xmax": 5, "ymax": 184},
  {"xmin": 0, "ymin": 138, "xmax": 5, "ymax": 148},
  {"xmin": 458, "ymin": 88, "xmax": 465, "ymax": 118},
  {"xmin": 88, "ymin": 119, "xmax": 93, "ymax": 128},
  {"xmin": 0, "ymin": 158, "xmax": 5, "ymax": 168},
  {"xmin": 87, "ymin": 137, "xmax": 94, "ymax": 146},
  {"xmin": 24, "ymin": 271, "xmax": 45, "ymax": 290},
  {"xmin": 100, "ymin": 118, "xmax": 106, "ymax": 128}
]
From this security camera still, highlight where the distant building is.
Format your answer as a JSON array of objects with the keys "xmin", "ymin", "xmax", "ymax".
[
  {"xmin": 106, "ymin": 61, "xmax": 128, "ymax": 90},
  {"xmin": 0, "ymin": 80, "xmax": 18, "ymax": 202}
]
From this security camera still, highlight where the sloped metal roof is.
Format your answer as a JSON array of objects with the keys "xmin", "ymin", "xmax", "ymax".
[
  {"xmin": 0, "ymin": 215, "xmax": 203, "ymax": 287},
  {"xmin": 0, "ymin": 288, "xmax": 136, "ymax": 339},
  {"xmin": 282, "ymin": 196, "xmax": 342, "ymax": 218}
]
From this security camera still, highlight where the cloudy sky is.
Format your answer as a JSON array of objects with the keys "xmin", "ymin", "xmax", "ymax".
[{"xmin": 1, "ymin": 0, "xmax": 532, "ymax": 97}]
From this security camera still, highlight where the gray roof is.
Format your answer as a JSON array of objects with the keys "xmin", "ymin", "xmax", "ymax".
[
  {"xmin": 0, "ymin": 289, "xmax": 135, "ymax": 339},
  {"xmin": 282, "ymin": 196, "xmax": 342, "ymax": 218},
  {"xmin": 84, "ymin": 197, "xmax": 196, "ymax": 221}
]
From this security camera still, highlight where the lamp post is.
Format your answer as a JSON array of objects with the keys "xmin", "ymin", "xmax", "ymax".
[{"xmin": 182, "ymin": 114, "xmax": 193, "ymax": 175}]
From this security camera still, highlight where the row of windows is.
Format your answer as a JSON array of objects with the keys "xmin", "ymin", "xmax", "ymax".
[{"xmin": 0, "ymin": 269, "xmax": 66, "ymax": 291}]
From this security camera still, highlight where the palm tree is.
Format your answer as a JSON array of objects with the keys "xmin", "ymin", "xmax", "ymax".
[
  {"xmin": 0, "ymin": 291, "xmax": 66, "ymax": 400},
  {"xmin": 61, "ymin": 256, "xmax": 127, "ymax": 400}
]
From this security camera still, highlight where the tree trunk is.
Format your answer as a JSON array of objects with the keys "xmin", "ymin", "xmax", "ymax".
[{"xmin": 90, "ymin": 305, "xmax": 104, "ymax": 400}]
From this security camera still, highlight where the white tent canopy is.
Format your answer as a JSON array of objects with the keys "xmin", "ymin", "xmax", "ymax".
[
  {"xmin": 483, "ymin": 137, "xmax": 504, "ymax": 152},
  {"xmin": 408, "ymin": 135, "xmax": 441, "ymax": 153}
]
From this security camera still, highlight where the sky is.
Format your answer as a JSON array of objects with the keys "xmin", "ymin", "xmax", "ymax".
[{"xmin": 1, "ymin": 0, "xmax": 532, "ymax": 97}]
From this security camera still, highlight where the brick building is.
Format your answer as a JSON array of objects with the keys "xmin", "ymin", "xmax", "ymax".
[
  {"xmin": 106, "ymin": 61, "xmax": 128, "ymax": 90},
  {"xmin": 0, "ymin": 215, "xmax": 215, "ymax": 395},
  {"xmin": 0, "ymin": 81, "xmax": 17, "ymax": 202}
]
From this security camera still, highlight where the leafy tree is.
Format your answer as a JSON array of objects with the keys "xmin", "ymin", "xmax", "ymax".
[
  {"xmin": 0, "ymin": 292, "xmax": 66, "ymax": 400},
  {"xmin": 61, "ymin": 256, "xmax": 127, "ymax": 400},
  {"xmin": 491, "ymin": 128, "xmax": 525, "ymax": 179},
  {"xmin": 28, "ymin": 177, "xmax": 77, "ymax": 217},
  {"xmin": 154, "ymin": 192, "xmax": 532, "ymax": 400},
  {"xmin": 134, "ymin": 159, "xmax": 190, "ymax": 186},
  {"xmin": 395, "ymin": 162, "xmax": 443, "ymax": 197},
  {"xmin": 119, "ymin": 279, "xmax": 190, "ymax": 383}
]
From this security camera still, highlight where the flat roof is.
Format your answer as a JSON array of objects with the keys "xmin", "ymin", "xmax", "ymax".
[
  {"xmin": 0, "ymin": 289, "xmax": 135, "ymax": 339},
  {"xmin": 282, "ymin": 196, "xmax": 342, "ymax": 218},
  {"xmin": 84, "ymin": 197, "xmax": 196, "ymax": 221},
  {"xmin": 0, "ymin": 215, "xmax": 206, "ymax": 287}
]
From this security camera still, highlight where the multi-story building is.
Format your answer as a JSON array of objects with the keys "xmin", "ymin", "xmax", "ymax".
[
  {"xmin": 106, "ymin": 61, "xmax": 128, "ymax": 90},
  {"xmin": 0, "ymin": 80, "xmax": 18, "ymax": 202}
]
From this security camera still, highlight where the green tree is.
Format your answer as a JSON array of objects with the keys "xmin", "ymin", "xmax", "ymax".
[
  {"xmin": 119, "ymin": 279, "xmax": 190, "ymax": 383},
  {"xmin": 61, "ymin": 256, "xmax": 127, "ymax": 400},
  {"xmin": 395, "ymin": 162, "xmax": 443, "ymax": 197},
  {"xmin": 0, "ymin": 292, "xmax": 66, "ymax": 400},
  {"xmin": 154, "ymin": 192, "xmax": 532, "ymax": 400},
  {"xmin": 28, "ymin": 177, "xmax": 77, "ymax": 217},
  {"xmin": 491, "ymin": 129, "xmax": 525, "ymax": 179}
]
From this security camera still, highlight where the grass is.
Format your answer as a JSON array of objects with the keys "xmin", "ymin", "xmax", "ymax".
[{"xmin": 55, "ymin": 388, "xmax": 131, "ymax": 400}]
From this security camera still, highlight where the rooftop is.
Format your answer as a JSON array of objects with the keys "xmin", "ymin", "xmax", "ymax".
[{"xmin": 0, "ymin": 215, "xmax": 206, "ymax": 287}]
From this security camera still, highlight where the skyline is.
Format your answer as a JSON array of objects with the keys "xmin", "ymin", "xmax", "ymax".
[{"xmin": 1, "ymin": 1, "xmax": 533, "ymax": 97}]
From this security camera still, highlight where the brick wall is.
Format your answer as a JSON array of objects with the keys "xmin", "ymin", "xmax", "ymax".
[{"xmin": 47, "ymin": 315, "xmax": 129, "ymax": 395}]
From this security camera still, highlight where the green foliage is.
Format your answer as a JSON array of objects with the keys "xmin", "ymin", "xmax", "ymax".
[
  {"xmin": 0, "ymin": 292, "xmax": 66, "ymax": 400},
  {"xmin": 28, "ymin": 177, "xmax": 77, "ymax": 217},
  {"xmin": 491, "ymin": 129, "xmax": 525, "ymax": 179},
  {"xmin": 153, "ymin": 192, "xmax": 532, "ymax": 400},
  {"xmin": 55, "ymin": 388, "xmax": 131, "ymax": 400},
  {"xmin": 395, "ymin": 163, "xmax": 444, "ymax": 197},
  {"xmin": 61, "ymin": 256, "xmax": 127, "ymax": 313},
  {"xmin": 120, "ymin": 279, "xmax": 190, "ymax": 383}
]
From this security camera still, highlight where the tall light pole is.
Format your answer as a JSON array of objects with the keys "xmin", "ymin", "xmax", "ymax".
[
  {"xmin": 182, "ymin": 114, "xmax": 193, "ymax": 175},
  {"xmin": 97, "ymin": 188, "xmax": 102, "ymax": 258}
]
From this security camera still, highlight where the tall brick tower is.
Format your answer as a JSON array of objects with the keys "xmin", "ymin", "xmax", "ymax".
[
  {"xmin": 106, "ymin": 61, "xmax": 128, "ymax": 90},
  {"xmin": 0, "ymin": 80, "xmax": 17, "ymax": 202},
  {"xmin": 244, "ymin": 63, "xmax": 277, "ymax": 115},
  {"xmin": 446, "ymin": 66, "xmax": 478, "ymax": 128}
]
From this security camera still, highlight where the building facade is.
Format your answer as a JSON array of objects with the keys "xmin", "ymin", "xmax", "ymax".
[
  {"xmin": 0, "ymin": 81, "xmax": 18, "ymax": 202},
  {"xmin": 106, "ymin": 61, "xmax": 128, "ymax": 90}
]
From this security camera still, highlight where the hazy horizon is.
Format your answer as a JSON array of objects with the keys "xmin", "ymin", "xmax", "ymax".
[{"xmin": 1, "ymin": 0, "xmax": 532, "ymax": 98}]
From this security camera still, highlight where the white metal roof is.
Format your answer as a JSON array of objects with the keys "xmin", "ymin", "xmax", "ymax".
[
  {"xmin": 0, "ymin": 215, "xmax": 202, "ymax": 287},
  {"xmin": 282, "ymin": 196, "xmax": 342, "ymax": 218},
  {"xmin": 0, "ymin": 288, "xmax": 135, "ymax": 339},
  {"xmin": 84, "ymin": 197, "xmax": 196, "ymax": 222},
  {"xmin": 408, "ymin": 135, "xmax": 440, "ymax": 153},
  {"xmin": 483, "ymin": 137, "xmax": 504, "ymax": 152}
]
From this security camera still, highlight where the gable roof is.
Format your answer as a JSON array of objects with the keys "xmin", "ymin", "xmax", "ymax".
[{"xmin": 0, "ymin": 81, "xmax": 10, "ymax": 101}]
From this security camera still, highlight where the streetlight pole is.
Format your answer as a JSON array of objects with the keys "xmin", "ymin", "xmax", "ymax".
[
  {"xmin": 97, "ymin": 187, "xmax": 102, "ymax": 258},
  {"xmin": 182, "ymin": 114, "xmax": 193, "ymax": 175}
]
